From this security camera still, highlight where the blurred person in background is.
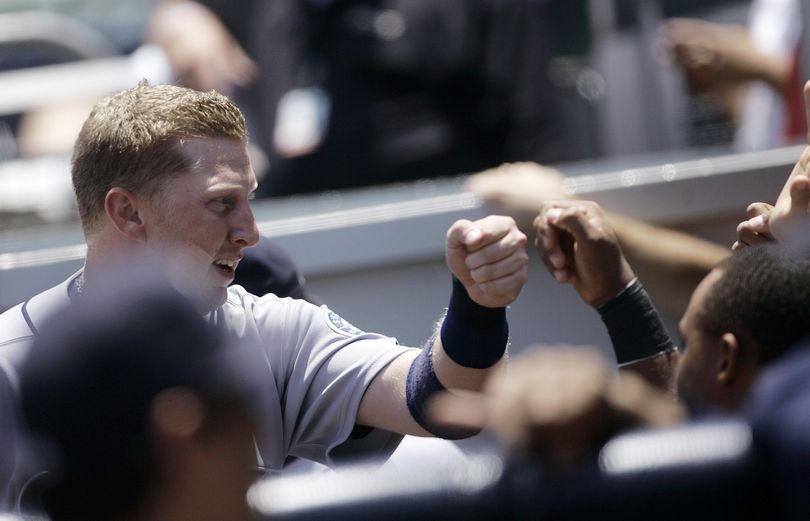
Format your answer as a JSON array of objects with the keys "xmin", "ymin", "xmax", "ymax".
[
  {"xmin": 665, "ymin": 0, "xmax": 804, "ymax": 150},
  {"xmin": 233, "ymin": 235, "xmax": 315, "ymax": 303},
  {"xmin": 146, "ymin": 0, "xmax": 568, "ymax": 196}
]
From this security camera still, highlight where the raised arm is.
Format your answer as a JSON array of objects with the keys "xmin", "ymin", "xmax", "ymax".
[
  {"xmin": 534, "ymin": 200, "xmax": 678, "ymax": 391},
  {"xmin": 357, "ymin": 215, "xmax": 528, "ymax": 437},
  {"xmin": 736, "ymin": 81, "xmax": 810, "ymax": 246}
]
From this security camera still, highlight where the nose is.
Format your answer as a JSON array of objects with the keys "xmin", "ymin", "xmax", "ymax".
[{"xmin": 232, "ymin": 203, "xmax": 260, "ymax": 248}]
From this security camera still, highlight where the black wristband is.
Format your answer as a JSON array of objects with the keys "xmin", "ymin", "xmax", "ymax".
[
  {"xmin": 405, "ymin": 340, "xmax": 477, "ymax": 439},
  {"xmin": 439, "ymin": 278, "xmax": 508, "ymax": 369},
  {"xmin": 597, "ymin": 279, "xmax": 676, "ymax": 365}
]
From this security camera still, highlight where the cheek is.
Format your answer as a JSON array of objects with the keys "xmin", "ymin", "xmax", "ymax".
[
  {"xmin": 674, "ymin": 353, "xmax": 691, "ymax": 392},
  {"xmin": 675, "ymin": 344, "xmax": 713, "ymax": 405}
]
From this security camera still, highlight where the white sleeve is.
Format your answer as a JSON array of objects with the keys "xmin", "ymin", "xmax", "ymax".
[{"xmin": 246, "ymin": 295, "xmax": 413, "ymax": 467}]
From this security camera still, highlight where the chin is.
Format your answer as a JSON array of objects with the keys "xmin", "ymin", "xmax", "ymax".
[
  {"xmin": 208, "ymin": 286, "xmax": 230, "ymax": 310},
  {"xmin": 192, "ymin": 285, "xmax": 229, "ymax": 314}
]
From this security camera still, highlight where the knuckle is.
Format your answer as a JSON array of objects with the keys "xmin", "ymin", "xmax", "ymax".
[{"xmin": 473, "ymin": 265, "xmax": 495, "ymax": 281}]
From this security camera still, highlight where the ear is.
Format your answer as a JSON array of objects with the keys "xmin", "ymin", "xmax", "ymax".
[
  {"xmin": 149, "ymin": 388, "xmax": 206, "ymax": 488},
  {"xmin": 105, "ymin": 187, "xmax": 146, "ymax": 241},
  {"xmin": 150, "ymin": 387, "xmax": 205, "ymax": 440},
  {"xmin": 716, "ymin": 332, "xmax": 740, "ymax": 386}
]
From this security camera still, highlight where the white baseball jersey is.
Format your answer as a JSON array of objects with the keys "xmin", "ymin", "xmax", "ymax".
[{"xmin": 0, "ymin": 271, "xmax": 414, "ymax": 505}]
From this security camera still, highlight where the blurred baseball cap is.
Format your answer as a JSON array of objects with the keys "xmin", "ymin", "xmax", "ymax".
[
  {"xmin": 17, "ymin": 264, "xmax": 267, "ymax": 516},
  {"xmin": 234, "ymin": 236, "xmax": 310, "ymax": 300}
]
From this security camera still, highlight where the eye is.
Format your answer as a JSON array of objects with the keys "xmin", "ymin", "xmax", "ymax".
[{"xmin": 210, "ymin": 196, "xmax": 235, "ymax": 212}]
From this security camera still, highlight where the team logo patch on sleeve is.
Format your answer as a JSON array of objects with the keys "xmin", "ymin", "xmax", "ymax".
[{"xmin": 325, "ymin": 309, "xmax": 364, "ymax": 336}]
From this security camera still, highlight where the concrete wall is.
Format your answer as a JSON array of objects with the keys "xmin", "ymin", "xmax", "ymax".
[{"xmin": 0, "ymin": 145, "xmax": 799, "ymax": 359}]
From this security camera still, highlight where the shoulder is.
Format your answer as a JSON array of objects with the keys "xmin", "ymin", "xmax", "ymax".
[
  {"xmin": 218, "ymin": 285, "xmax": 321, "ymax": 330},
  {"xmin": 218, "ymin": 286, "xmax": 397, "ymax": 347},
  {"xmin": 0, "ymin": 303, "xmax": 32, "ymax": 348},
  {"xmin": 0, "ymin": 275, "xmax": 75, "ymax": 374}
]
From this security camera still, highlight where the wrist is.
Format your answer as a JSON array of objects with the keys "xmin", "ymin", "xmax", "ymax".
[
  {"xmin": 587, "ymin": 260, "xmax": 636, "ymax": 308},
  {"xmin": 406, "ymin": 342, "xmax": 479, "ymax": 439},
  {"xmin": 439, "ymin": 278, "xmax": 508, "ymax": 369},
  {"xmin": 598, "ymin": 279, "xmax": 676, "ymax": 365},
  {"xmin": 589, "ymin": 276, "xmax": 637, "ymax": 309}
]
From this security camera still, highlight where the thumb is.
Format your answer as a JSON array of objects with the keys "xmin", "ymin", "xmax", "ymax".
[
  {"xmin": 446, "ymin": 219, "xmax": 483, "ymax": 251},
  {"xmin": 746, "ymin": 201, "xmax": 773, "ymax": 219},
  {"xmin": 547, "ymin": 207, "xmax": 591, "ymax": 243},
  {"xmin": 789, "ymin": 176, "xmax": 810, "ymax": 215}
]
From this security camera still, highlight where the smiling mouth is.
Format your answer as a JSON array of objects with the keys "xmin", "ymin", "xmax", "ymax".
[{"xmin": 214, "ymin": 259, "xmax": 239, "ymax": 277}]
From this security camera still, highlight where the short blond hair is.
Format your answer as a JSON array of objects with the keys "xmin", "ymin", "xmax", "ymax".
[{"xmin": 71, "ymin": 84, "xmax": 247, "ymax": 235}]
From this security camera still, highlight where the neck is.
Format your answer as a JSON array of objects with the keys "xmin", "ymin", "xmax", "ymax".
[{"xmin": 82, "ymin": 232, "xmax": 147, "ymax": 293}]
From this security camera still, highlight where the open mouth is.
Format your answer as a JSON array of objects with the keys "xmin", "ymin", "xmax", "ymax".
[{"xmin": 214, "ymin": 259, "xmax": 238, "ymax": 277}]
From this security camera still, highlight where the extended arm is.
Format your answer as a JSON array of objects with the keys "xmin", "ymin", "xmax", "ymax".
[
  {"xmin": 533, "ymin": 200, "xmax": 679, "ymax": 391},
  {"xmin": 464, "ymin": 162, "xmax": 727, "ymax": 316},
  {"xmin": 736, "ymin": 81, "xmax": 810, "ymax": 246},
  {"xmin": 356, "ymin": 216, "xmax": 528, "ymax": 437}
]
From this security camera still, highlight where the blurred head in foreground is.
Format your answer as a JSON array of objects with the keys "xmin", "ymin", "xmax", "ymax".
[{"xmin": 18, "ymin": 269, "xmax": 262, "ymax": 521}]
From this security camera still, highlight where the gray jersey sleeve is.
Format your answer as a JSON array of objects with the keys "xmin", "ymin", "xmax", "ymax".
[{"xmin": 221, "ymin": 289, "xmax": 414, "ymax": 469}]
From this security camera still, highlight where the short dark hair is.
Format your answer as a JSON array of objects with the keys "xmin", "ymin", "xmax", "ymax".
[
  {"xmin": 71, "ymin": 83, "xmax": 247, "ymax": 236},
  {"xmin": 18, "ymin": 271, "xmax": 261, "ymax": 521},
  {"xmin": 698, "ymin": 244, "xmax": 810, "ymax": 365}
]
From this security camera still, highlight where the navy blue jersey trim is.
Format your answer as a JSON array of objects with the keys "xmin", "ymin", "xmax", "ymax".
[{"xmin": 21, "ymin": 299, "xmax": 38, "ymax": 337}]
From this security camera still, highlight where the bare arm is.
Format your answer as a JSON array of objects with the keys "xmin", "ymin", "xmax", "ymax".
[
  {"xmin": 534, "ymin": 200, "xmax": 678, "ymax": 391},
  {"xmin": 606, "ymin": 211, "xmax": 728, "ymax": 317},
  {"xmin": 465, "ymin": 162, "xmax": 726, "ymax": 316},
  {"xmin": 357, "ymin": 216, "xmax": 528, "ymax": 436},
  {"xmin": 736, "ymin": 82, "xmax": 810, "ymax": 245},
  {"xmin": 620, "ymin": 350, "xmax": 680, "ymax": 395}
]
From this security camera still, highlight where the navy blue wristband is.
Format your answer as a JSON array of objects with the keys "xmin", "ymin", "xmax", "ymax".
[
  {"xmin": 439, "ymin": 278, "xmax": 508, "ymax": 369},
  {"xmin": 597, "ymin": 279, "xmax": 676, "ymax": 365},
  {"xmin": 405, "ymin": 338, "xmax": 479, "ymax": 439}
]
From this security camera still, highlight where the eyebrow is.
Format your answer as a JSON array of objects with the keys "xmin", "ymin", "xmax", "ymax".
[{"xmin": 207, "ymin": 182, "xmax": 252, "ymax": 194}]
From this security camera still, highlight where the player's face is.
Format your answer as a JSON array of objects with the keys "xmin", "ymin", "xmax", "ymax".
[
  {"xmin": 143, "ymin": 138, "xmax": 259, "ymax": 310},
  {"xmin": 675, "ymin": 268, "xmax": 724, "ymax": 410}
]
